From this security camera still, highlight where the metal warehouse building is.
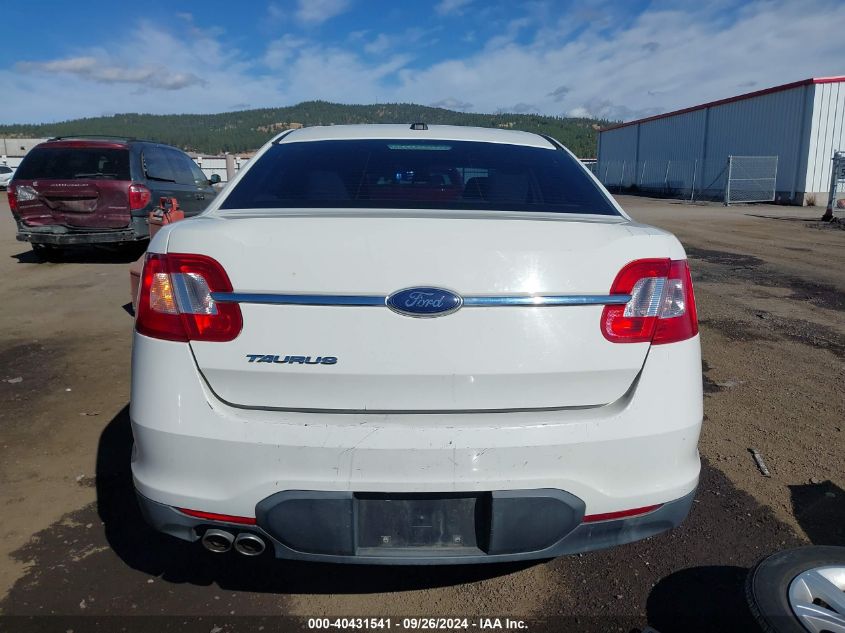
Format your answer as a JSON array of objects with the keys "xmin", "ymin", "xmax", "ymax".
[{"xmin": 596, "ymin": 76, "xmax": 845, "ymax": 205}]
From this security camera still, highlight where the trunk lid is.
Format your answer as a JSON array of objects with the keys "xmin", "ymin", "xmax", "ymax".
[{"xmin": 168, "ymin": 213, "xmax": 683, "ymax": 412}]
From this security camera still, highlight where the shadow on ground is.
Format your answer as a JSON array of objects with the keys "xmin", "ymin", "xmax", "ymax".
[
  {"xmin": 11, "ymin": 243, "xmax": 146, "ymax": 265},
  {"xmin": 789, "ymin": 480, "xmax": 845, "ymax": 546},
  {"xmin": 646, "ymin": 565, "xmax": 757, "ymax": 632}
]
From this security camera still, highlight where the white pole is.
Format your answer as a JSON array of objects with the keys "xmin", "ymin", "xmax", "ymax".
[
  {"xmin": 725, "ymin": 156, "xmax": 732, "ymax": 206},
  {"xmin": 690, "ymin": 159, "xmax": 698, "ymax": 202}
]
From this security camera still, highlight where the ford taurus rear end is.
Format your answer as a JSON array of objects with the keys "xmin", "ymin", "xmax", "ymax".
[{"xmin": 130, "ymin": 124, "xmax": 702, "ymax": 564}]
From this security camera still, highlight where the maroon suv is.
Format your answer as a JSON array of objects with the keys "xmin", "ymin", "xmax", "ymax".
[{"xmin": 8, "ymin": 136, "xmax": 219, "ymax": 257}]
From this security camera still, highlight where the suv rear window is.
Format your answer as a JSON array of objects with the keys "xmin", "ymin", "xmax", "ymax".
[
  {"xmin": 221, "ymin": 139, "xmax": 618, "ymax": 216},
  {"xmin": 15, "ymin": 147, "xmax": 130, "ymax": 180}
]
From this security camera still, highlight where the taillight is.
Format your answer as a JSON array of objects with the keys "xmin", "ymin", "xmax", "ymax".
[
  {"xmin": 602, "ymin": 258, "xmax": 698, "ymax": 345},
  {"xmin": 129, "ymin": 183, "xmax": 151, "ymax": 210},
  {"xmin": 7, "ymin": 184, "xmax": 16, "ymax": 213},
  {"xmin": 7, "ymin": 184, "xmax": 38, "ymax": 213},
  {"xmin": 135, "ymin": 253, "xmax": 242, "ymax": 342}
]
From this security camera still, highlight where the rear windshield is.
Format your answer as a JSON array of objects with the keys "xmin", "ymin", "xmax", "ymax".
[
  {"xmin": 221, "ymin": 139, "xmax": 617, "ymax": 215},
  {"xmin": 15, "ymin": 147, "xmax": 130, "ymax": 180}
]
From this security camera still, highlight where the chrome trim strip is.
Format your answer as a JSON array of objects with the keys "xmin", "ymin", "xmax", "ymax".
[
  {"xmin": 462, "ymin": 294, "xmax": 631, "ymax": 306},
  {"xmin": 210, "ymin": 293, "xmax": 385, "ymax": 306},
  {"xmin": 211, "ymin": 292, "xmax": 631, "ymax": 307}
]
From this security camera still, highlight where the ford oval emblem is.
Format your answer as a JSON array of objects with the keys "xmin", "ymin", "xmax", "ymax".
[{"xmin": 386, "ymin": 287, "xmax": 463, "ymax": 318}]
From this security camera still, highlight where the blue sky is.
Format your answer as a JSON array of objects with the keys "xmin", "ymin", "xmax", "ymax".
[{"xmin": 1, "ymin": 0, "xmax": 843, "ymax": 124}]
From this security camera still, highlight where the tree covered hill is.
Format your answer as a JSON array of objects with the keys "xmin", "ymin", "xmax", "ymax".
[{"xmin": 0, "ymin": 101, "xmax": 606, "ymax": 157}]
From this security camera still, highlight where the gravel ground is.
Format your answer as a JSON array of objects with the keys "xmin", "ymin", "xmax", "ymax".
[{"xmin": 0, "ymin": 195, "xmax": 842, "ymax": 633}]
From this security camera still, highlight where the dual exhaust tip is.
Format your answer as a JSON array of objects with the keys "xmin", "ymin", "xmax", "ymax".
[{"xmin": 201, "ymin": 529, "xmax": 266, "ymax": 556}]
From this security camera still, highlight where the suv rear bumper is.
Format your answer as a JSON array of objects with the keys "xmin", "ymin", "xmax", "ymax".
[
  {"xmin": 16, "ymin": 217, "xmax": 148, "ymax": 245},
  {"xmin": 136, "ymin": 488, "xmax": 696, "ymax": 564}
]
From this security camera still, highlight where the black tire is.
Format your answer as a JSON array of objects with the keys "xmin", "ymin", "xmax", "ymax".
[
  {"xmin": 32, "ymin": 243, "xmax": 64, "ymax": 262},
  {"xmin": 746, "ymin": 546, "xmax": 845, "ymax": 633}
]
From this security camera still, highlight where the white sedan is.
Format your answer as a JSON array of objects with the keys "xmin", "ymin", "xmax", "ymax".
[
  {"xmin": 0, "ymin": 165, "xmax": 14, "ymax": 189},
  {"xmin": 131, "ymin": 124, "xmax": 702, "ymax": 563}
]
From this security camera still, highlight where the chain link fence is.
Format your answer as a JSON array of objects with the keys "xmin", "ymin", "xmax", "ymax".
[
  {"xmin": 724, "ymin": 156, "xmax": 778, "ymax": 204},
  {"xmin": 593, "ymin": 155, "xmax": 780, "ymax": 205},
  {"xmin": 593, "ymin": 159, "xmax": 727, "ymax": 202}
]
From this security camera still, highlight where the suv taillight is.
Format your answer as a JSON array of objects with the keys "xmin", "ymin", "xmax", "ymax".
[
  {"xmin": 7, "ymin": 184, "xmax": 17, "ymax": 213},
  {"xmin": 129, "ymin": 183, "xmax": 151, "ymax": 211},
  {"xmin": 135, "ymin": 253, "xmax": 242, "ymax": 342},
  {"xmin": 601, "ymin": 258, "xmax": 698, "ymax": 345}
]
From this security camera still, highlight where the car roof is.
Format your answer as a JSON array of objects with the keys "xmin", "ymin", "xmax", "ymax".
[{"xmin": 276, "ymin": 124, "xmax": 557, "ymax": 149}]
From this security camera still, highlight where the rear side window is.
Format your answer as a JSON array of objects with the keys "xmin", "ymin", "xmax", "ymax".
[
  {"xmin": 142, "ymin": 147, "xmax": 175, "ymax": 182},
  {"xmin": 0, "ymin": 166, "xmax": 12, "ymax": 174},
  {"xmin": 221, "ymin": 139, "xmax": 617, "ymax": 215},
  {"xmin": 15, "ymin": 147, "xmax": 130, "ymax": 180},
  {"xmin": 165, "ymin": 148, "xmax": 197, "ymax": 186}
]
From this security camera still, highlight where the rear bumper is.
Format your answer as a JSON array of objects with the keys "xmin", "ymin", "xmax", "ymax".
[
  {"xmin": 136, "ymin": 488, "xmax": 696, "ymax": 564},
  {"xmin": 16, "ymin": 217, "xmax": 148, "ymax": 245},
  {"xmin": 131, "ymin": 333, "xmax": 702, "ymax": 557}
]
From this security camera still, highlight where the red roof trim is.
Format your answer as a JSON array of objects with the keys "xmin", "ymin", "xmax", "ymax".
[
  {"xmin": 41, "ymin": 140, "xmax": 129, "ymax": 149},
  {"xmin": 600, "ymin": 76, "xmax": 845, "ymax": 132}
]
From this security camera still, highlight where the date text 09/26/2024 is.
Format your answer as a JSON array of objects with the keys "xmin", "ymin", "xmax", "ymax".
[{"xmin": 307, "ymin": 618, "xmax": 528, "ymax": 630}]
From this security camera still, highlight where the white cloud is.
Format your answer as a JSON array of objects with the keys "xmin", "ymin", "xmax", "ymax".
[
  {"xmin": 264, "ymin": 35, "xmax": 308, "ymax": 69},
  {"xmin": 16, "ymin": 55, "xmax": 206, "ymax": 90},
  {"xmin": 361, "ymin": 28, "xmax": 438, "ymax": 55},
  {"xmin": 1, "ymin": 0, "xmax": 843, "ymax": 128},
  {"xmin": 435, "ymin": 0, "xmax": 473, "ymax": 16},
  {"xmin": 496, "ymin": 102, "xmax": 540, "ymax": 114},
  {"xmin": 364, "ymin": 33, "xmax": 393, "ymax": 55},
  {"xmin": 0, "ymin": 20, "xmax": 276, "ymax": 123},
  {"xmin": 567, "ymin": 107, "xmax": 592, "ymax": 119},
  {"xmin": 295, "ymin": 0, "xmax": 351, "ymax": 25},
  {"xmin": 430, "ymin": 97, "xmax": 474, "ymax": 111},
  {"xmin": 395, "ymin": 0, "xmax": 845, "ymax": 121}
]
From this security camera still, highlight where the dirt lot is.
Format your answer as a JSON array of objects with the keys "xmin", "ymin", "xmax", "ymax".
[{"xmin": 0, "ymin": 195, "xmax": 842, "ymax": 633}]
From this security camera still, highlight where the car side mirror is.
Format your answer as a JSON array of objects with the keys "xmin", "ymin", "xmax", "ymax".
[{"xmin": 209, "ymin": 174, "xmax": 221, "ymax": 185}]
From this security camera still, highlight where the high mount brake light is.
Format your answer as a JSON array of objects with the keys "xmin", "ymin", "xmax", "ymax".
[
  {"xmin": 135, "ymin": 253, "xmax": 242, "ymax": 342},
  {"xmin": 601, "ymin": 258, "xmax": 698, "ymax": 345}
]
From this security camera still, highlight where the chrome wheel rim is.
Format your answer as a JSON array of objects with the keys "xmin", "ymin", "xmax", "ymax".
[{"xmin": 788, "ymin": 566, "xmax": 845, "ymax": 633}]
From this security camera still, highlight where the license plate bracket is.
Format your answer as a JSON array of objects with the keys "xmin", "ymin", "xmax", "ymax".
[{"xmin": 355, "ymin": 492, "xmax": 488, "ymax": 552}]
